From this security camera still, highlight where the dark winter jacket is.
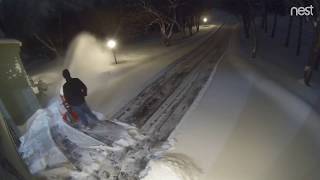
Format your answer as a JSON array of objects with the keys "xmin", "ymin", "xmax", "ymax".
[{"xmin": 63, "ymin": 78, "xmax": 87, "ymax": 106}]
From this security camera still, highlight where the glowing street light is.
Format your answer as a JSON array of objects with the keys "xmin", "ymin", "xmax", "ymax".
[
  {"xmin": 203, "ymin": 17, "xmax": 208, "ymax": 23},
  {"xmin": 107, "ymin": 39, "xmax": 116, "ymax": 49},
  {"xmin": 106, "ymin": 39, "xmax": 118, "ymax": 64}
]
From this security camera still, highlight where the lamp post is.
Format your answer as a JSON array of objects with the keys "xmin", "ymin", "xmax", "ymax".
[{"xmin": 106, "ymin": 39, "xmax": 118, "ymax": 64}]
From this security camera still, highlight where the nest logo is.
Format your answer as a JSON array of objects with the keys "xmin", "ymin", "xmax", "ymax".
[{"xmin": 290, "ymin": 5, "xmax": 314, "ymax": 16}]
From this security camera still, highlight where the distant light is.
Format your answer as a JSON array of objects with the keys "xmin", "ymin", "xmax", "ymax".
[
  {"xmin": 203, "ymin": 17, "xmax": 208, "ymax": 23},
  {"xmin": 107, "ymin": 39, "xmax": 117, "ymax": 49}
]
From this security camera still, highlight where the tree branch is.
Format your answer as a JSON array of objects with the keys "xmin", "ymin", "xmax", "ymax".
[{"xmin": 34, "ymin": 33, "xmax": 60, "ymax": 56}]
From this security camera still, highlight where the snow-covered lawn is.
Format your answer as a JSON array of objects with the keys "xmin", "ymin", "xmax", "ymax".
[
  {"xmin": 143, "ymin": 17, "xmax": 320, "ymax": 180},
  {"xmin": 29, "ymin": 23, "xmax": 219, "ymax": 118}
]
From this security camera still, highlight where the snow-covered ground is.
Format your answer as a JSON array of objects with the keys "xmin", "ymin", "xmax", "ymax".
[
  {"xmin": 21, "ymin": 10, "xmax": 228, "ymax": 180},
  {"xmin": 19, "ymin": 100, "xmax": 175, "ymax": 179},
  {"xmin": 29, "ymin": 22, "xmax": 220, "ymax": 118},
  {"xmin": 21, "ymin": 10, "xmax": 320, "ymax": 180},
  {"xmin": 143, "ymin": 17, "xmax": 320, "ymax": 180}
]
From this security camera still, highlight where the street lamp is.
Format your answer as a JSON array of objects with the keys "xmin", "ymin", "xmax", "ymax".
[
  {"xmin": 203, "ymin": 17, "xmax": 208, "ymax": 24},
  {"xmin": 106, "ymin": 39, "xmax": 118, "ymax": 64}
]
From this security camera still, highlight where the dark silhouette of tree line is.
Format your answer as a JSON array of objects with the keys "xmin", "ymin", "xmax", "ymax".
[
  {"xmin": 0, "ymin": 0, "xmax": 207, "ymax": 66},
  {"xmin": 220, "ymin": 0, "xmax": 320, "ymax": 86},
  {"xmin": 124, "ymin": 0, "xmax": 205, "ymax": 46}
]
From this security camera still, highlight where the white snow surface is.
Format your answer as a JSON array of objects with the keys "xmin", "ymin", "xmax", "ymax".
[
  {"xmin": 19, "ymin": 108, "xmax": 68, "ymax": 174},
  {"xmin": 22, "ymin": 10, "xmax": 227, "ymax": 179},
  {"xmin": 19, "ymin": 101, "xmax": 111, "ymax": 174},
  {"xmin": 21, "ymin": 10, "xmax": 231, "ymax": 179},
  {"xmin": 29, "ymin": 24, "xmax": 218, "ymax": 118},
  {"xmin": 19, "ymin": 100, "xmax": 173, "ymax": 179},
  {"xmin": 22, "ymin": 11, "xmax": 320, "ymax": 180},
  {"xmin": 144, "ymin": 17, "xmax": 320, "ymax": 180}
]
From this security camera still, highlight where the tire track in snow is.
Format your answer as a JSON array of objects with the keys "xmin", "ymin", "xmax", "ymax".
[
  {"xmin": 112, "ymin": 24, "xmax": 231, "ymax": 140},
  {"xmin": 47, "ymin": 24, "xmax": 232, "ymax": 180},
  {"xmin": 113, "ymin": 28, "xmax": 222, "ymax": 126},
  {"xmin": 149, "ymin": 29, "xmax": 231, "ymax": 140}
]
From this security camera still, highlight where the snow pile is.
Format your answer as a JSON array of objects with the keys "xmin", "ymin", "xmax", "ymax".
[
  {"xmin": 19, "ymin": 100, "xmax": 173, "ymax": 179},
  {"xmin": 19, "ymin": 109, "xmax": 68, "ymax": 174},
  {"xmin": 141, "ymin": 153, "xmax": 201, "ymax": 180}
]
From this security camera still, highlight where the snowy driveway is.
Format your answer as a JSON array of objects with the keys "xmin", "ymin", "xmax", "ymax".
[{"xmin": 113, "ymin": 23, "xmax": 231, "ymax": 141}]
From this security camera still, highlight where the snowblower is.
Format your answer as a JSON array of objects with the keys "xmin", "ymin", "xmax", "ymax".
[{"xmin": 59, "ymin": 90, "xmax": 79, "ymax": 125}]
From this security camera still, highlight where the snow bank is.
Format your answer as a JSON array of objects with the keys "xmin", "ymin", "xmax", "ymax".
[
  {"xmin": 19, "ymin": 100, "xmax": 174, "ymax": 179},
  {"xmin": 19, "ymin": 109, "xmax": 68, "ymax": 174}
]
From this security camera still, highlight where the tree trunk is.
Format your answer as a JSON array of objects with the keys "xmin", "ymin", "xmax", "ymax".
[
  {"xmin": 262, "ymin": 5, "xmax": 268, "ymax": 33},
  {"xmin": 160, "ymin": 22, "xmax": 175, "ymax": 46},
  {"xmin": 0, "ymin": 20, "xmax": 6, "ymax": 37},
  {"xmin": 261, "ymin": 15, "xmax": 265, "ymax": 29},
  {"xmin": 304, "ymin": 26, "xmax": 320, "ymax": 86},
  {"xmin": 304, "ymin": 66, "xmax": 313, "ymax": 86},
  {"xmin": 296, "ymin": 17, "xmax": 303, "ymax": 56},
  {"xmin": 285, "ymin": 16, "xmax": 293, "ymax": 47},
  {"xmin": 242, "ymin": 14, "xmax": 250, "ymax": 38},
  {"xmin": 196, "ymin": 16, "xmax": 200, "ymax": 32},
  {"xmin": 261, "ymin": 1, "xmax": 268, "ymax": 30},
  {"xmin": 271, "ymin": 13, "xmax": 278, "ymax": 38},
  {"xmin": 193, "ymin": 16, "xmax": 196, "ymax": 31},
  {"xmin": 315, "ymin": 54, "xmax": 320, "ymax": 71},
  {"xmin": 162, "ymin": 37, "xmax": 170, "ymax": 46},
  {"xmin": 182, "ymin": 18, "xmax": 187, "ymax": 36},
  {"xmin": 251, "ymin": 17, "xmax": 257, "ymax": 58},
  {"xmin": 264, "ymin": 14, "xmax": 268, "ymax": 33},
  {"xmin": 310, "ymin": 28, "xmax": 320, "ymax": 69},
  {"xmin": 188, "ymin": 17, "xmax": 193, "ymax": 36},
  {"xmin": 0, "ymin": 2, "xmax": 7, "ymax": 35}
]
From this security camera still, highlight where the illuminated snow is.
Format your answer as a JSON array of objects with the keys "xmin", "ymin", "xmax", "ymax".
[{"xmin": 142, "ymin": 154, "xmax": 201, "ymax": 180}]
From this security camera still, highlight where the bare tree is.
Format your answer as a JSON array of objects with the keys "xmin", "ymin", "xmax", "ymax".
[
  {"xmin": 139, "ymin": 0, "xmax": 182, "ymax": 46},
  {"xmin": 186, "ymin": 15, "xmax": 194, "ymax": 36},
  {"xmin": 33, "ymin": 33, "xmax": 61, "ymax": 57},
  {"xmin": 223, "ymin": 0, "xmax": 319, "ymax": 86},
  {"xmin": 177, "ymin": 0, "xmax": 202, "ymax": 37},
  {"xmin": 0, "ymin": 1, "xmax": 5, "ymax": 37},
  {"xmin": 242, "ymin": 11, "xmax": 251, "ymax": 39},
  {"xmin": 302, "ymin": 0, "xmax": 320, "ymax": 85},
  {"xmin": 304, "ymin": 22, "xmax": 320, "ymax": 86},
  {"xmin": 285, "ymin": 16, "xmax": 293, "ymax": 47},
  {"xmin": 240, "ymin": 0, "xmax": 258, "ymax": 57},
  {"xmin": 271, "ymin": 12, "xmax": 278, "ymax": 38},
  {"xmin": 194, "ymin": 14, "xmax": 200, "ymax": 32},
  {"xmin": 261, "ymin": 0, "xmax": 269, "ymax": 33},
  {"xmin": 296, "ymin": 16, "xmax": 303, "ymax": 56}
]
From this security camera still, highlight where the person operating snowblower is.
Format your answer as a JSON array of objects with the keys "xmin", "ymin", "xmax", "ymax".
[{"xmin": 61, "ymin": 69, "xmax": 99, "ymax": 129}]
